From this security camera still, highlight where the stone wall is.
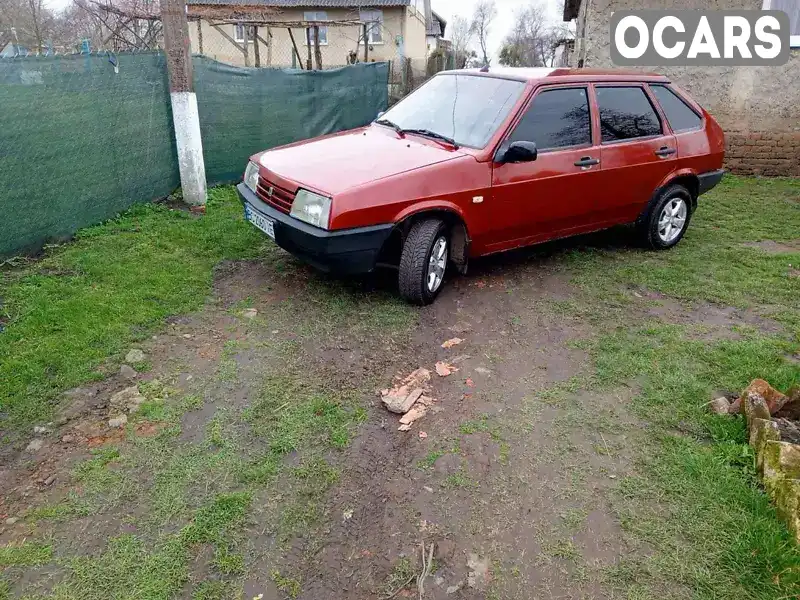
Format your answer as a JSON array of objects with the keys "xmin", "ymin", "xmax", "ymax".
[
  {"xmin": 570, "ymin": 0, "xmax": 800, "ymax": 176},
  {"xmin": 713, "ymin": 380, "xmax": 800, "ymax": 543}
]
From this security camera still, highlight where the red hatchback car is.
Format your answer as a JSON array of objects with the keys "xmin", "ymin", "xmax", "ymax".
[{"xmin": 238, "ymin": 67, "xmax": 725, "ymax": 304}]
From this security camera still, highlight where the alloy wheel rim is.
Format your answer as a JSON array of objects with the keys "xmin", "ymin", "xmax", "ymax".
[
  {"xmin": 657, "ymin": 198, "xmax": 687, "ymax": 243},
  {"xmin": 427, "ymin": 236, "xmax": 448, "ymax": 293}
]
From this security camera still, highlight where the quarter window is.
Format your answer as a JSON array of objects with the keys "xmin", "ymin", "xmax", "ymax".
[
  {"xmin": 596, "ymin": 86, "xmax": 662, "ymax": 143},
  {"xmin": 509, "ymin": 87, "xmax": 591, "ymax": 150},
  {"xmin": 304, "ymin": 11, "xmax": 328, "ymax": 45},
  {"xmin": 650, "ymin": 85, "xmax": 702, "ymax": 133}
]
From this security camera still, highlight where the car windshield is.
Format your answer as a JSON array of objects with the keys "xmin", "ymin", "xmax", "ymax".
[{"xmin": 377, "ymin": 74, "xmax": 526, "ymax": 149}]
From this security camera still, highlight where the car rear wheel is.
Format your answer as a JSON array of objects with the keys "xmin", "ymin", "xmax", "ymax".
[
  {"xmin": 399, "ymin": 219, "xmax": 449, "ymax": 305},
  {"xmin": 639, "ymin": 184, "xmax": 693, "ymax": 250}
]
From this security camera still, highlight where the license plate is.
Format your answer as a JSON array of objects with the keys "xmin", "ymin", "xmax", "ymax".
[{"xmin": 245, "ymin": 204, "xmax": 275, "ymax": 239}]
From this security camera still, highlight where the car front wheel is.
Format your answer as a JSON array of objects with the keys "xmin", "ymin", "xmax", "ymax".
[{"xmin": 398, "ymin": 219, "xmax": 449, "ymax": 305}]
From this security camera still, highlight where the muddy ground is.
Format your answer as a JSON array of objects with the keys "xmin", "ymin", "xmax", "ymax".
[{"xmin": 0, "ymin": 228, "xmax": 795, "ymax": 600}]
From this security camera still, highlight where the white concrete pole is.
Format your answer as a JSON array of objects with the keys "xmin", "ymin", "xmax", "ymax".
[{"xmin": 170, "ymin": 92, "xmax": 206, "ymax": 206}]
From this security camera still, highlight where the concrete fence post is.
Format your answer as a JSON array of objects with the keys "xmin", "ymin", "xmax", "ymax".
[{"xmin": 160, "ymin": 0, "xmax": 207, "ymax": 206}]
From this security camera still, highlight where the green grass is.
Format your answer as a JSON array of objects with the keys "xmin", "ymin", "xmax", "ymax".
[
  {"xmin": 0, "ymin": 187, "xmax": 270, "ymax": 439},
  {"xmin": 49, "ymin": 535, "xmax": 188, "ymax": 600},
  {"xmin": 586, "ymin": 326, "xmax": 800, "ymax": 597},
  {"xmin": 567, "ymin": 176, "xmax": 800, "ymax": 330},
  {"xmin": 0, "ymin": 181, "xmax": 416, "ymax": 599},
  {"xmin": 547, "ymin": 176, "xmax": 800, "ymax": 598},
  {"xmin": 443, "ymin": 468, "xmax": 475, "ymax": 489},
  {"xmin": 192, "ymin": 580, "xmax": 239, "ymax": 600},
  {"xmin": 417, "ymin": 449, "xmax": 445, "ymax": 470},
  {"xmin": 382, "ymin": 557, "xmax": 415, "ymax": 597},
  {"xmin": 0, "ymin": 543, "xmax": 53, "ymax": 567},
  {"xmin": 0, "ymin": 176, "xmax": 797, "ymax": 599},
  {"xmin": 271, "ymin": 570, "xmax": 301, "ymax": 599}
]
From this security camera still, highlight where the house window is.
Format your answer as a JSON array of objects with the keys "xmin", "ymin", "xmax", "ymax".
[
  {"xmin": 304, "ymin": 11, "xmax": 328, "ymax": 45},
  {"xmin": 360, "ymin": 9, "xmax": 383, "ymax": 44},
  {"xmin": 234, "ymin": 23, "xmax": 255, "ymax": 43},
  {"xmin": 763, "ymin": 0, "xmax": 800, "ymax": 47}
]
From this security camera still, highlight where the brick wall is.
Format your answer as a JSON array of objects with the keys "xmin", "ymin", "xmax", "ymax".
[
  {"xmin": 726, "ymin": 132, "xmax": 800, "ymax": 177},
  {"xmin": 569, "ymin": 0, "xmax": 800, "ymax": 177}
]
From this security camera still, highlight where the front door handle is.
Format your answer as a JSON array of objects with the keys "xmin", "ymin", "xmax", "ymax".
[
  {"xmin": 574, "ymin": 157, "xmax": 600, "ymax": 168},
  {"xmin": 655, "ymin": 146, "xmax": 677, "ymax": 157}
]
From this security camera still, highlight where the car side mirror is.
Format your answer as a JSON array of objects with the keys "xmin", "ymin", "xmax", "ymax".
[
  {"xmin": 376, "ymin": 111, "xmax": 385, "ymax": 119},
  {"xmin": 495, "ymin": 140, "xmax": 538, "ymax": 164}
]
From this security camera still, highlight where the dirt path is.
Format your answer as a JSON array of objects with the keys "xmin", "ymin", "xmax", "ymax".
[
  {"xmin": 0, "ymin": 240, "xmax": 794, "ymax": 600},
  {"xmin": 278, "ymin": 256, "xmax": 646, "ymax": 600}
]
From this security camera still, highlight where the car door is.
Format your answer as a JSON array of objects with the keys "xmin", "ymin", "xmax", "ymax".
[
  {"xmin": 593, "ymin": 84, "xmax": 677, "ymax": 224},
  {"xmin": 488, "ymin": 85, "xmax": 605, "ymax": 252}
]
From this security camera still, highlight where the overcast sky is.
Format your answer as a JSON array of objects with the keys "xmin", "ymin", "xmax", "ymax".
[{"xmin": 432, "ymin": 0, "xmax": 565, "ymax": 60}]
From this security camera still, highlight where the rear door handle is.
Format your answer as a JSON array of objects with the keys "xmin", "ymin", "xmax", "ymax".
[
  {"xmin": 655, "ymin": 147, "xmax": 677, "ymax": 157},
  {"xmin": 574, "ymin": 157, "xmax": 600, "ymax": 167}
]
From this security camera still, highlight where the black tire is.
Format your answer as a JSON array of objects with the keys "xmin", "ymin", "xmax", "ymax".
[
  {"xmin": 398, "ymin": 219, "xmax": 449, "ymax": 305},
  {"xmin": 638, "ymin": 184, "xmax": 693, "ymax": 250}
]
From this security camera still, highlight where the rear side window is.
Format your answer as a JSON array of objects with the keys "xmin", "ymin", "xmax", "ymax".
[
  {"xmin": 596, "ymin": 86, "xmax": 662, "ymax": 143},
  {"xmin": 510, "ymin": 87, "xmax": 591, "ymax": 150},
  {"xmin": 650, "ymin": 85, "xmax": 702, "ymax": 133}
]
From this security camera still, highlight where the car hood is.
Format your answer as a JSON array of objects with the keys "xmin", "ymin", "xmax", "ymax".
[{"xmin": 256, "ymin": 126, "xmax": 467, "ymax": 196}]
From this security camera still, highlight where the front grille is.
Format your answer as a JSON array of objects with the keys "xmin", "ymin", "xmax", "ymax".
[{"xmin": 256, "ymin": 179, "xmax": 295, "ymax": 214}]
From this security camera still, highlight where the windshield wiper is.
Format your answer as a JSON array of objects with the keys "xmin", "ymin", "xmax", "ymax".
[
  {"xmin": 400, "ymin": 128, "xmax": 458, "ymax": 148},
  {"xmin": 374, "ymin": 118, "xmax": 405, "ymax": 137}
]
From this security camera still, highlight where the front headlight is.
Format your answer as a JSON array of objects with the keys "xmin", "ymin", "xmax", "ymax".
[
  {"xmin": 291, "ymin": 189, "xmax": 332, "ymax": 230},
  {"xmin": 244, "ymin": 161, "xmax": 260, "ymax": 193}
]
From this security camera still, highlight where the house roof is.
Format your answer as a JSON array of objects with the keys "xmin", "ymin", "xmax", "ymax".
[
  {"xmin": 563, "ymin": 0, "xmax": 581, "ymax": 21},
  {"xmin": 0, "ymin": 42, "xmax": 30, "ymax": 57},
  {"xmin": 426, "ymin": 9, "xmax": 446, "ymax": 37},
  {"xmin": 187, "ymin": 0, "xmax": 409, "ymax": 6}
]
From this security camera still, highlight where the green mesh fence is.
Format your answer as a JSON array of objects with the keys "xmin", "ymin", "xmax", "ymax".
[
  {"xmin": 0, "ymin": 52, "xmax": 180, "ymax": 256},
  {"xmin": 0, "ymin": 54, "xmax": 389, "ymax": 256},
  {"xmin": 194, "ymin": 57, "xmax": 389, "ymax": 184}
]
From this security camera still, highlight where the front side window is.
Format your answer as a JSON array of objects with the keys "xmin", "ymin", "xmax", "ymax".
[
  {"xmin": 650, "ymin": 85, "xmax": 702, "ymax": 133},
  {"xmin": 304, "ymin": 11, "xmax": 328, "ymax": 45},
  {"xmin": 510, "ymin": 87, "xmax": 591, "ymax": 150},
  {"xmin": 378, "ymin": 74, "xmax": 526, "ymax": 149},
  {"xmin": 763, "ymin": 0, "xmax": 800, "ymax": 47},
  {"xmin": 360, "ymin": 9, "xmax": 384, "ymax": 44},
  {"xmin": 596, "ymin": 86, "xmax": 662, "ymax": 143}
]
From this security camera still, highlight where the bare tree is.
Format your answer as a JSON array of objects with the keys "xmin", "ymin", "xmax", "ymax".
[
  {"xmin": 1, "ymin": 0, "xmax": 54, "ymax": 52},
  {"xmin": 27, "ymin": 0, "xmax": 44, "ymax": 51},
  {"xmin": 498, "ymin": 2, "xmax": 570, "ymax": 68},
  {"xmin": 449, "ymin": 14, "xmax": 472, "ymax": 69},
  {"xmin": 470, "ymin": 0, "xmax": 496, "ymax": 66},
  {"xmin": 74, "ymin": 0, "xmax": 162, "ymax": 51},
  {"xmin": 54, "ymin": 2, "xmax": 105, "ymax": 51}
]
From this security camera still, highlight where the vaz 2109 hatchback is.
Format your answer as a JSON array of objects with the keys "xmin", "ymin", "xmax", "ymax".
[{"xmin": 238, "ymin": 67, "xmax": 725, "ymax": 304}]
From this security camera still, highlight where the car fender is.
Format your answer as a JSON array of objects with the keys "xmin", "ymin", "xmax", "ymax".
[
  {"xmin": 636, "ymin": 169, "xmax": 701, "ymax": 228},
  {"xmin": 655, "ymin": 168, "xmax": 700, "ymax": 197},
  {"xmin": 392, "ymin": 200, "xmax": 469, "ymax": 230},
  {"xmin": 392, "ymin": 200, "xmax": 471, "ymax": 274}
]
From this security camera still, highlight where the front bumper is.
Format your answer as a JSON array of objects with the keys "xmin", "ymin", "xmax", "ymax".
[{"xmin": 237, "ymin": 183, "xmax": 393, "ymax": 275}]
